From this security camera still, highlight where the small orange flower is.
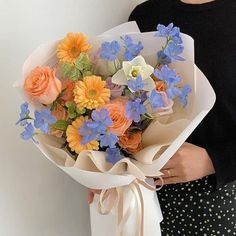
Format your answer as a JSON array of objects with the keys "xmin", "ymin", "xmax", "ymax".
[
  {"xmin": 57, "ymin": 33, "xmax": 92, "ymax": 64},
  {"xmin": 119, "ymin": 131, "xmax": 143, "ymax": 154},
  {"xmin": 155, "ymin": 80, "xmax": 167, "ymax": 92},
  {"xmin": 61, "ymin": 79, "xmax": 75, "ymax": 103},
  {"xmin": 74, "ymin": 75, "xmax": 110, "ymax": 110},
  {"xmin": 51, "ymin": 104, "xmax": 68, "ymax": 120},
  {"xmin": 66, "ymin": 117, "xmax": 99, "ymax": 154}
]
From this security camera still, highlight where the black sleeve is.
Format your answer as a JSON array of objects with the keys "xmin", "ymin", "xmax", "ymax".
[{"xmin": 206, "ymin": 139, "xmax": 236, "ymax": 188}]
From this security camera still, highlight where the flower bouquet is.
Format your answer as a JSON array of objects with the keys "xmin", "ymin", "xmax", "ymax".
[{"xmin": 15, "ymin": 21, "xmax": 215, "ymax": 236}]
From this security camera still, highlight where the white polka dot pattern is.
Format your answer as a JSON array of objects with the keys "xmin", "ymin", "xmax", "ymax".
[{"xmin": 157, "ymin": 175, "xmax": 236, "ymax": 235}]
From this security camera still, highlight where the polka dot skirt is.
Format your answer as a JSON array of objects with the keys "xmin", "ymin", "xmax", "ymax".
[{"xmin": 157, "ymin": 175, "xmax": 236, "ymax": 235}]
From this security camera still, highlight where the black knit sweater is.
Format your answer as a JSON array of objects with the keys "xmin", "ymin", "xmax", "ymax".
[{"xmin": 129, "ymin": 0, "xmax": 236, "ymax": 188}]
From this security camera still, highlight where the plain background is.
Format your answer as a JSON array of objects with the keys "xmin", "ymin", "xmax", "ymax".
[{"xmin": 0, "ymin": 0, "xmax": 144, "ymax": 235}]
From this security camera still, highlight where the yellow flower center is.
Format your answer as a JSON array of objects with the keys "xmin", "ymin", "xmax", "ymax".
[
  {"xmin": 131, "ymin": 70, "xmax": 138, "ymax": 77},
  {"xmin": 129, "ymin": 66, "xmax": 143, "ymax": 79},
  {"xmin": 70, "ymin": 46, "xmax": 80, "ymax": 58},
  {"xmin": 88, "ymin": 89, "xmax": 97, "ymax": 97}
]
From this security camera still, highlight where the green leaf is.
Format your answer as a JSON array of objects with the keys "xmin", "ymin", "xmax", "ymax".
[
  {"xmin": 61, "ymin": 63, "xmax": 73, "ymax": 77},
  {"xmin": 53, "ymin": 120, "xmax": 68, "ymax": 131},
  {"xmin": 65, "ymin": 101, "xmax": 75, "ymax": 109},
  {"xmin": 75, "ymin": 53, "xmax": 92, "ymax": 72},
  {"xmin": 76, "ymin": 108, "xmax": 86, "ymax": 115},
  {"xmin": 82, "ymin": 70, "xmax": 92, "ymax": 77}
]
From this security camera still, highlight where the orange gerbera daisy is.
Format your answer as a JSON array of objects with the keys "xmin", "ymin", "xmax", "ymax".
[
  {"xmin": 74, "ymin": 75, "xmax": 111, "ymax": 110},
  {"xmin": 66, "ymin": 117, "xmax": 99, "ymax": 154},
  {"xmin": 57, "ymin": 32, "xmax": 92, "ymax": 63}
]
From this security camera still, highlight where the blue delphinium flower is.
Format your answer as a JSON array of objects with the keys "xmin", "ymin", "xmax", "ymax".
[
  {"xmin": 78, "ymin": 122, "xmax": 98, "ymax": 145},
  {"xmin": 155, "ymin": 23, "xmax": 182, "ymax": 44},
  {"xmin": 91, "ymin": 109, "xmax": 113, "ymax": 133},
  {"xmin": 179, "ymin": 85, "xmax": 192, "ymax": 107},
  {"xmin": 164, "ymin": 42, "xmax": 184, "ymax": 62},
  {"xmin": 122, "ymin": 35, "xmax": 144, "ymax": 61},
  {"xmin": 155, "ymin": 23, "xmax": 184, "ymax": 64},
  {"xmin": 154, "ymin": 65, "xmax": 182, "ymax": 87},
  {"xmin": 106, "ymin": 148, "xmax": 124, "ymax": 165},
  {"xmin": 20, "ymin": 123, "xmax": 35, "ymax": 140},
  {"xmin": 100, "ymin": 40, "xmax": 121, "ymax": 61},
  {"xmin": 157, "ymin": 51, "xmax": 172, "ymax": 65},
  {"xmin": 166, "ymin": 85, "xmax": 182, "ymax": 100},
  {"xmin": 16, "ymin": 102, "xmax": 30, "ymax": 126},
  {"xmin": 34, "ymin": 109, "xmax": 57, "ymax": 134},
  {"xmin": 126, "ymin": 98, "xmax": 146, "ymax": 123},
  {"xmin": 78, "ymin": 109, "xmax": 114, "ymax": 145},
  {"xmin": 99, "ymin": 133, "xmax": 118, "ymax": 149},
  {"xmin": 148, "ymin": 90, "xmax": 164, "ymax": 109},
  {"xmin": 127, "ymin": 75, "xmax": 145, "ymax": 92}
]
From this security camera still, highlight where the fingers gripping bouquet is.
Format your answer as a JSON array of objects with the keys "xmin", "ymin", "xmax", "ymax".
[{"xmin": 15, "ymin": 22, "xmax": 215, "ymax": 236}]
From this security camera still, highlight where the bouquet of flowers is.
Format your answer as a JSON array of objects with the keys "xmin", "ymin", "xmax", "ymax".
[{"xmin": 15, "ymin": 22, "xmax": 215, "ymax": 236}]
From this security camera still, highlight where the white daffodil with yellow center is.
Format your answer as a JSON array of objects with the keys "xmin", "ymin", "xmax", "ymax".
[{"xmin": 111, "ymin": 55, "xmax": 155, "ymax": 91}]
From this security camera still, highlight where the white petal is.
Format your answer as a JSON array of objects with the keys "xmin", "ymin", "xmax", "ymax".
[
  {"xmin": 131, "ymin": 55, "xmax": 146, "ymax": 67},
  {"xmin": 111, "ymin": 69, "xmax": 128, "ymax": 85},
  {"xmin": 142, "ymin": 64, "xmax": 154, "ymax": 79},
  {"xmin": 123, "ymin": 61, "xmax": 132, "ymax": 76},
  {"xmin": 143, "ymin": 77, "xmax": 156, "ymax": 91}
]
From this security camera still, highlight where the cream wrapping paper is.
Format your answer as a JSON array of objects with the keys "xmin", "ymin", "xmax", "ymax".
[{"xmin": 15, "ymin": 22, "xmax": 216, "ymax": 236}]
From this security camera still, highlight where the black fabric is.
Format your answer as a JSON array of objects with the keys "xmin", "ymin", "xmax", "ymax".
[
  {"xmin": 157, "ymin": 175, "xmax": 236, "ymax": 235},
  {"xmin": 129, "ymin": 0, "xmax": 236, "ymax": 188}
]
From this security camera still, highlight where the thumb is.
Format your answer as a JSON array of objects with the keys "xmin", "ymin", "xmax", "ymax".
[{"xmin": 87, "ymin": 190, "xmax": 95, "ymax": 204}]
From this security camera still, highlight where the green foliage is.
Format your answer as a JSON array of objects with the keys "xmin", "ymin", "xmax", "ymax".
[
  {"xmin": 65, "ymin": 101, "xmax": 77, "ymax": 119},
  {"xmin": 65, "ymin": 101, "xmax": 87, "ymax": 119},
  {"xmin": 53, "ymin": 120, "xmax": 68, "ymax": 131},
  {"xmin": 60, "ymin": 53, "xmax": 92, "ymax": 81}
]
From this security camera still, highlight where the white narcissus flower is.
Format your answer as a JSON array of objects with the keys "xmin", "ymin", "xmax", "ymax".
[{"xmin": 111, "ymin": 55, "xmax": 155, "ymax": 91}]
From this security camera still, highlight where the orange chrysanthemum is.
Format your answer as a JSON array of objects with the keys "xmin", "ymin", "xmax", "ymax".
[
  {"xmin": 66, "ymin": 117, "xmax": 99, "ymax": 154},
  {"xmin": 57, "ymin": 32, "xmax": 92, "ymax": 63},
  {"xmin": 74, "ymin": 75, "xmax": 111, "ymax": 110}
]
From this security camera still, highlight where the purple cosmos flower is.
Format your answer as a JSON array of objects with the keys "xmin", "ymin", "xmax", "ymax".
[
  {"xmin": 126, "ymin": 98, "xmax": 146, "ymax": 123},
  {"xmin": 122, "ymin": 35, "xmax": 144, "ymax": 61},
  {"xmin": 106, "ymin": 148, "xmax": 124, "ymax": 165},
  {"xmin": 34, "ymin": 109, "xmax": 57, "ymax": 134},
  {"xmin": 106, "ymin": 77, "xmax": 125, "ymax": 98},
  {"xmin": 100, "ymin": 40, "xmax": 121, "ymax": 61}
]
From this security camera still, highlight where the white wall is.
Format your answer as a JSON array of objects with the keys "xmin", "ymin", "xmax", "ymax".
[{"xmin": 0, "ymin": 0, "xmax": 144, "ymax": 235}]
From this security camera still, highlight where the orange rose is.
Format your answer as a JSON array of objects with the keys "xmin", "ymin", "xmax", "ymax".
[
  {"xmin": 61, "ymin": 79, "xmax": 75, "ymax": 103},
  {"xmin": 24, "ymin": 66, "xmax": 62, "ymax": 104},
  {"xmin": 119, "ymin": 132, "xmax": 143, "ymax": 154},
  {"xmin": 50, "ymin": 104, "xmax": 68, "ymax": 138},
  {"xmin": 103, "ymin": 98, "xmax": 132, "ymax": 136},
  {"xmin": 51, "ymin": 104, "xmax": 67, "ymax": 120}
]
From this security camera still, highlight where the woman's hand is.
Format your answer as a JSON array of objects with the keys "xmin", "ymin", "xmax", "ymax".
[
  {"xmin": 155, "ymin": 142, "xmax": 215, "ymax": 185},
  {"xmin": 87, "ymin": 189, "xmax": 101, "ymax": 204}
]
